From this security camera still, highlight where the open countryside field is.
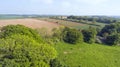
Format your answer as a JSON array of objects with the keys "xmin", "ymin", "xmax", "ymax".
[
  {"xmin": 37, "ymin": 18, "xmax": 90, "ymax": 29},
  {"xmin": 37, "ymin": 18, "xmax": 106, "ymax": 29},
  {"xmin": 0, "ymin": 18, "xmax": 60, "ymax": 30}
]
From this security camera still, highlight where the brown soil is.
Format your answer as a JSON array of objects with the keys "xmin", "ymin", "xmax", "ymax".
[{"xmin": 0, "ymin": 18, "xmax": 60, "ymax": 30}]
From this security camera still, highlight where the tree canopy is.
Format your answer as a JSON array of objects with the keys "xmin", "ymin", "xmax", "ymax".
[
  {"xmin": 63, "ymin": 27, "xmax": 83, "ymax": 44},
  {"xmin": 82, "ymin": 27, "xmax": 97, "ymax": 44}
]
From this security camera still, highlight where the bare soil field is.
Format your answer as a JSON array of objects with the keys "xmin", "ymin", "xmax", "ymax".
[{"xmin": 0, "ymin": 18, "xmax": 60, "ymax": 30}]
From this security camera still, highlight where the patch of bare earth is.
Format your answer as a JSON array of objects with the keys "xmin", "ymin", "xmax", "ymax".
[
  {"xmin": 63, "ymin": 51, "xmax": 72, "ymax": 54},
  {"xmin": 0, "ymin": 18, "xmax": 60, "ymax": 31}
]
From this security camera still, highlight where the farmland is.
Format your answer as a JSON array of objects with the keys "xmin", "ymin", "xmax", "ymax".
[
  {"xmin": 1, "ymin": 0, "xmax": 120, "ymax": 67},
  {"xmin": 37, "ymin": 18, "xmax": 106, "ymax": 30},
  {"xmin": 0, "ymin": 15, "xmax": 120, "ymax": 67},
  {"xmin": 0, "ymin": 18, "xmax": 60, "ymax": 31}
]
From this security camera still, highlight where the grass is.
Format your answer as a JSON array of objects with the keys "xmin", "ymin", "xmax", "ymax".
[{"xmin": 54, "ymin": 42, "xmax": 120, "ymax": 67}]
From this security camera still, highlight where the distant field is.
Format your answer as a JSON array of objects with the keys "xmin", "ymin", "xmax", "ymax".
[
  {"xmin": 0, "ymin": 15, "xmax": 25, "ymax": 20},
  {"xmin": 0, "ymin": 18, "xmax": 60, "ymax": 31},
  {"xmin": 37, "ymin": 18, "xmax": 106, "ymax": 29}
]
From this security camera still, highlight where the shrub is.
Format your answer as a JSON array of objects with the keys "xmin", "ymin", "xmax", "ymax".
[
  {"xmin": 0, "ymin": 25, "xmax": 43, "ymax": 43},
  {"xmin": 52, "ymin": 27, "xmax": 64, "ymax": 41},
  {"xmin": 50, "ymin": 59, "xmax": 63, "ymax": 67},
  {"xmin": 63, "ymin": 27, "xmax": 83, "ymax": 44},
  {"xmin": 0, "ymin": 34, "xmax": 57, "ymax": 67},
  {"xmin": 105, "ymin": 34, "xmax": 120, "ymax": 46},
  {"xmin": 100, "ymin": 22, "xmax": 120, "ymax": 37},
  {"xmin": 82, "ymin": 27, "xmax": 97, "ymax": 44}
]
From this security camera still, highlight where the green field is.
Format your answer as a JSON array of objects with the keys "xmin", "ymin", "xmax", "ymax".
[
  {"xmin": 54, "ymin": 42, "xmax": 120, "ymax": 67},
  {"xmin": 37, "ymin": 18, "xmax": 106, "ymax": 30}
]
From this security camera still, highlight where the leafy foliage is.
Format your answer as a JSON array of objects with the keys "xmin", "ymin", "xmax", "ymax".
[
  {"xmin": 105, "ymin": 34, "xmax": 120, "ymax": 46},
  {"xmin": 63, "ymin": 27, "xmax": 83, "ymax": 44},
  {"xmin": 0, "ymin": 34, "xmax": 57, "ymax": 67},
  {"xmin": 0, "ymin": 25, "xmax": 43, "ymax": 43},
  {"xmin": 52, "ymin": 27, "xmax": 64, "ymax": 41},
  {"xmin": 82, "ymin": 27, "xmax": 97, "ymax": 44},
  {"xmin": 0, "ymin": 25, "xmax": 57, "ymax": 67},
  {"xmin": 50, "ymin": 59, "xmax": 64, "ymax": 67},
  {"xmin": 100, "ymin": 22, "xmax": 120, "ymax": 45},
  {"xmin": 100, "ymin": 23, "xmax": 120, "ymax": 36}
]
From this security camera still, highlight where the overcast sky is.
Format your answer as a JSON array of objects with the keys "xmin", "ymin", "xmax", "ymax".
[{"xmin": 0, "ymin": 0, "xmax": 120, "ymax": 15}]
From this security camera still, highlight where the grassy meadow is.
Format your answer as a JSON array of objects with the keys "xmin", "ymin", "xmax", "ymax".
[{"xmin": 54, "ymin": 42, "xmax": 120, "ymax": 67}]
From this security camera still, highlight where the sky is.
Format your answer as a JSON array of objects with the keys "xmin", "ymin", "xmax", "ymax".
[{"xmin": 0, "ymin": 0, "xmax": 120, "ymax": 15}]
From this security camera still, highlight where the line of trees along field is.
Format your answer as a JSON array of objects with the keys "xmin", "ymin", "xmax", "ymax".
[
  {"xmin": 50, "ymin": 16, "xmax": 119, "ymax": 28},
  {"xmin": 67, "ymin": 16, "xmax": 117, "ymax": 24},
  {"xmin": 0, "ymin": 21, "xmax": 120, "ymax": 67}
]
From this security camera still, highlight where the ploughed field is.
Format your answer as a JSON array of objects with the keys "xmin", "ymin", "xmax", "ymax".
[{"xmin": 0, "ymin": 18, "xmax": 60, "ymax": 30}]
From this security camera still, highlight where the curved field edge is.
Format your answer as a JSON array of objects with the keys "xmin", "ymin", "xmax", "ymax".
[
  {"xmin": 54, "ymin": 42, "xmax": 120, "ymax": 67},
  {"xmin": 0, "ymin": 18, "xmax": 60, "ymax": 31}
]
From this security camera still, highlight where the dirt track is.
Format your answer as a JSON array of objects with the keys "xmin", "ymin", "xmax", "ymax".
[{"xmin": 0, "ymin": 18, "xmax": 60, "ymax": 30}]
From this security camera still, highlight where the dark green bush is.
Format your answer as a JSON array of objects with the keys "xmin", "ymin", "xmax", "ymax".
[
  {"xmin": 50, "ymin": 59, "xmax": 63, "ymax": 67},
  {"xmin": 100, "ymin": 22, "xmax": 120, "ymax": 37},
  {"xmin": 82, "ymin": 27, "xmax": 97, "ymax": 44},
  {"xmin": 63, "ymin": 27, "xmax": 83, "ymax": 44},
  {"xmin": 105, "ymin": 34, "xmax": 120, "ymax": 46}
]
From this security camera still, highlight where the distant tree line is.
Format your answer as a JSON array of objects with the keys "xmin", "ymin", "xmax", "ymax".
[{"xmin": 67, "ymin": 16, "xmax": 117, "ymax": 24}]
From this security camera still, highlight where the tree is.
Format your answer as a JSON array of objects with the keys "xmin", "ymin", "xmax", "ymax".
[
  {"xmin": 105, "ymin": 34, "xmax": 120, "ymax": 46},
  {"xmin": 63, "ymin": 27, "xmax": 83, "ymax": 44},
  {"xmin": 52, "ymin": 26, "xmax": 64, "ymax": 41},
  {"xmin": 100, "ymin": 22, "xmax": 120, "ymax": 37},
  {"xmin": 82, "ymin": 27, "xmax": 97, "ymax": 44}
]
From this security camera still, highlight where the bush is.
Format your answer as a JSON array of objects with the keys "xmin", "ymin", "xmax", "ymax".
[
  {"xmin": 82, "ymin": 27, "xmax": 97, "ymax": 44},
  {"xmin": 100, "ymin": 22, "xmax": 120, "ymax": 37},
  {"xmin": 52, "ymin": 27, "xmax": 64, "ymax": 41},
  {"xmin": 0, "ymin": 34, "xmax": 57, "ymax": 67},
  {"xmin": 63, "ymin": 27, "xmax": 83, "ymax": 44},
  {"xmin": 105, "ymin": 34, "xmax": 120, "ymax": 46},
  {"xmin": 50, "ymin": 59, "xmax": 63, "ymax": 67},
  {"xmin": 0, "ymin": 25, "xmax": 43, "ymax": 43}
]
